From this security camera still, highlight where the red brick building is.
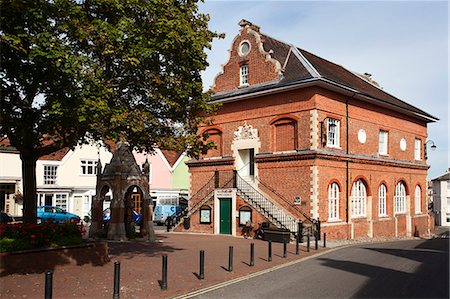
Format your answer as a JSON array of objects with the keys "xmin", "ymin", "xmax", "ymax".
[{"xmin": 184, "ymin": 20, "xmax": 438, "ymax": 240}]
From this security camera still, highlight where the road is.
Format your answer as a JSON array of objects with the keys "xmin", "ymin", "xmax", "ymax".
[{"xmin": 192, "ymin": 238, "xmax": 449, "ymax": 298}]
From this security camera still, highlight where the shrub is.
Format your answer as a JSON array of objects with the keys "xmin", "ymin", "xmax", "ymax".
[{"xmin": 0, "ymin": 221, "xmax": 83, "ymax": 252}]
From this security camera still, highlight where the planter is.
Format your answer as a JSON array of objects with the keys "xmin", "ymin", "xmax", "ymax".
[{"xmin": 0, "ymin": 241, "xmax": 109, "ymax": 276}]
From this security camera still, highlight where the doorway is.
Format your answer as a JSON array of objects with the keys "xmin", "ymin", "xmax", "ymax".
[
  {"xmin": 219, "ymin": 198, "xmax": 232, "ymax": 235},
  {"xmin": 238, "ymin": 148, "xmax": 255, "ymax": 178}
]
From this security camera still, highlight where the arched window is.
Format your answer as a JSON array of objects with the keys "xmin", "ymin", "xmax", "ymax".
[
  {"xmin": 415, "ymin": 185, "xmax": 421, "ymax": 214},
  {"xmin": 328, "ymin": 182, "xmax": 339, "ymax": 220},
  {"xmin": 204, "ymin": 129, "xmax": 222, "ymax": 158},
  {"xmin": 272, "ymin": 118, "xmax": 297, "ymax": 152},
  {"xmin": 378, "ymin": 184, "xmax": 387, "ymax": 216},
  {"xmin": 351, "ymin": 179, "xmax": 367, "ymax": 217},
  {"xmin": 394, "ymin": 182, "xmax": 406, "ymax": 214}
]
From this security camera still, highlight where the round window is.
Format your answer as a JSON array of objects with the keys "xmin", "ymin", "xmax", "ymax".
[
  {"xmin": 239, "ymin": 41, "xmax": 250, "ymax": 56},
  {"xmin": 358, "ymin": 129, "xmax": 367, "ymax": 144},
  {"xmin": 400, "ymin": 138, "xmax": 407, "ymax": 151}
]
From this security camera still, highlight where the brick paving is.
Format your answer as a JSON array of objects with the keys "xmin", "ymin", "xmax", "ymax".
[{"xmin": 0, "ymin": 232, "xmax": 328, "ymax": 299}]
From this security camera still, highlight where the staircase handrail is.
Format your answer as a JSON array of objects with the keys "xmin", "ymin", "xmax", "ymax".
[
  {"xmin": 235, "ymin": 173, "xmax": 296, "ymax": 231},
  {"xmin": 254, "ymin": 176, "xmax": 315, "ymax": 225}
]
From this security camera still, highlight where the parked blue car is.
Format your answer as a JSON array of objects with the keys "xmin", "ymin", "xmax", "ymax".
[{"xmin": 37, "ymin": 206, "xmax": 81, "ymax": 223}]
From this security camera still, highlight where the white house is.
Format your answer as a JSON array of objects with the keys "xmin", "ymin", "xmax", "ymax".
[
  {"xmin": 35, "ymin": 143, "xmax": 113, "ymax": 219},
  {"xmin": 0, "ymin": 140, "xmax": 112, "ymax": 218},
  {"xmin": 432, "ymin": 169, "xmax": 450, "ymax": 226},
  {"xmin": 0, "ymin": 140, "xmax": 22, "ymax": 216}
]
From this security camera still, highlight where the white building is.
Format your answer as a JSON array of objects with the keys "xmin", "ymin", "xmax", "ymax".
[
  {"xmin": 432, "ymin": 169, "xmax": 450, "ymax": 226},
  {"xmin": 0, "ymin": 141, "xmax": 22, "ymax": 216},
  {"xmin": 0, "ymin": 140, "xmax": 112, "ymax": 219}
]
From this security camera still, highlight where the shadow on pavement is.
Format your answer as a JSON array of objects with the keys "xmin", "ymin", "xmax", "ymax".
[{"xmin": 317, "ymin": 238, "xmax": 449, "ymax": 298}]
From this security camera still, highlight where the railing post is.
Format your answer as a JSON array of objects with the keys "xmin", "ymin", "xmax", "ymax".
[
  {"xmin": 161, "ymin": 255, "xmax": 168, "ymax": 290},
  {"xmin": 323, "ymin": 232, "xmax": 327, "ymax": 248},
  {"xmin": 228, "ymin": 246, "xmax": 234, "ymax": 272},
  {"xmin": 214, "ymin": 170, "xmax": 219, "ymax": 188},
  {"xmin": 199, "ymin": 250, "xmax": 205, "ymax": 279},
  {"xmin": 232, "ymin": 170, "xmax": 237, "ymax": 188},
  {"xmin": 250, "ymin": 243, "xmax": 254, "ymax": 266},
  {"xmin": 283, "ymin": 239, "xmax": 287, "ymax": 258},
  {"xmin": 268, "ymin": 240, "xmax": 272, "ymax": 262},
  {"xmin": 45, "ymin": 270, "xmax": 53, "ymax": 299},
  {"xmin": 298, "ymin": 222, "xmax": 303, "ymax": 243}
]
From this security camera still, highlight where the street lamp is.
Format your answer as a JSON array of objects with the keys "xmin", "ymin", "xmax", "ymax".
[{"xmin": 424, "ymin": 140, "xmax": 437, "ymax": 160}]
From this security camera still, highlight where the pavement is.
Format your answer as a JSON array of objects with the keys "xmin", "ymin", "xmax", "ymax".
[
  {"xmin": 1, "ymin": 232, "xmax": 328, "ymax": 299},
  {"xmin": 1, "ymin": 228, "xmax": 448, "ymax": 299}
]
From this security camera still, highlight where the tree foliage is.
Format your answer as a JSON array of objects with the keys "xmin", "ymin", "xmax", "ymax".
[{"xmin": 0, "ymin": 0, "xmax": 221, "ymax": 223}]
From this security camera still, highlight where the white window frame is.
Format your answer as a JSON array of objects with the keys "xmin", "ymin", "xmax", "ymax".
[
  {"xmin": 80, "ymin": 159, "xmax": 98, "ymax": 175},
  {"xmin": 326, "ymin": 118, "xmax": 340, "ymax": 148},
  {"xmin": 378, "ymin": 184, "xmax": 387, "ymax": 216},
  {"xmin": 415, "ymin": 185, "xmax": 421, "ymax": 214},
  {"xmin": 328, "ymin": 183, "xmax": 340, "ymax": 220},
  {"xmin": 379, "ymin": 130, "xmax": 388, "ymax": 155},
  {"xmin": 44, "ymin": 165, "xmax": 58, "ymax": 185},
  {"xmin": 351, "ymin": 179, "xmax": 367, "ymax": 217},
  {"xmin": 55, "ymin": 193, "xmax": 68, "ymax": 210},
  {"xmin": 394, "ymin": 182, "xmax": 406, "ymax": 214},
  {"xmin": 240, "ymin": 64, "xmax": 249, "ymax": 86},
  {"xmin": 414, "ymin": 139, "xmax": 421, "ymax": 160}
]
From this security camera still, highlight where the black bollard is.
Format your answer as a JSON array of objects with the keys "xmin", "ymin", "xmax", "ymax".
[
  {"xmin": 250, "ymin": 243, "xmax": 255, "ymax": 267},
  {"xmin": 199, "ymin": 250, "xmax": 205, "ymax": 279},
  {"xmin": 45, "ymin": 270, "xmax": 53, "ymax": 299},
  {"xmin": 113, "ymin": 262, "xmax": 120, "ymax": 299},
  {"xmin": 161, "ymin": 255, "xmax": 168, "ymax": 290},
  {"xmin": 307, "ymin": 235, "xmax": 310, "ymax": 252},
  {"xmin": 323, "ymin": 233, "xmax": 327, "ymax": 248},
  {"xmin": 296, "ymin": 235, "xmax": 299, "ymax": 255},
  {"xmin": 315, "ymin": 232, "xmax": 318, "ymax": 250},
  {"xmin": 283, "ymin": 239, "xmax": 287, "ymax": 258},
  {"xmin": 268, "ymin": 240, "xmax": 272, "ymax": 262},
  {"xmin": 228, "ymin": 246, "xmax": 233, "ymax": 272},
  {"xmin": 298, "ymin": 222, "xmax": 304, "ymax": 243}
]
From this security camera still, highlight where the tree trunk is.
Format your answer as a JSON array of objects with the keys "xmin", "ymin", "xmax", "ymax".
[{"xmin": 21, "ymin": 151, "xmax": 37, "ymax": 224}]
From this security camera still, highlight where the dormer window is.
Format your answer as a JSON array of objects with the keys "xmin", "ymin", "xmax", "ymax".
[{"xmin": 240, "ymin": 64, "xmax": 249, "ymax": 86}]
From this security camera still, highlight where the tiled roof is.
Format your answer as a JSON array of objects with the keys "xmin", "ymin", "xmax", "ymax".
[
  {"xmin": 212, "ymin": 30, "xmax": 438, "ymax": 123},
  {"xmin": 39, "ymin": 148, "xmax": 70, "ymax": 161},
  {"xmin": 160, "ymin": 149, "xmax": 183, "ymax": 168}
]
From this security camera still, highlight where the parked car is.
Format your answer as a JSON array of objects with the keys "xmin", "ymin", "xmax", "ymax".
[
  {"xmin": 102, "ymin": 208, "xmax": 142, "ymax": 226},
  {"xmin": 37, "ymin": 206, "xmax": 81, "ymax": 223},
  {"xmin": 0, "ymin": 211, "xmax": 15, "ymax": 223},
  {"xmin": 153, "ymin": 205, "xmax": 185, "ymax": 226}
]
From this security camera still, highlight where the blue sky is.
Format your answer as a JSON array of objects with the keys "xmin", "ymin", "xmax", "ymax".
[{"xmin": 199, "ymin": 1, "xmax": 449, "ymax": 180}]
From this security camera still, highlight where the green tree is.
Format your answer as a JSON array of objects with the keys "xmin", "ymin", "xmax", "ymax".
[{"xmin": 1, "ymin": 0, "xmax": 220, "ymax": 223}]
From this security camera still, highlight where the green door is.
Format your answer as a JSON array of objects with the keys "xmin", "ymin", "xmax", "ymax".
[{"xmin": 219, "ymin": 198, "xmax": 232, "ymax": 235}]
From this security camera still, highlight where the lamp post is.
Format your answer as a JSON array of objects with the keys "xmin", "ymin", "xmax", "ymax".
[{"xmin": 424, "ymin": 140, "xmax": 437, "ymax": 160}]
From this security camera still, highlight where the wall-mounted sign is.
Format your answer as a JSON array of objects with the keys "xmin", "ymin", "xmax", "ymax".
[
  {"xmin": 200, "ymin": 206, "xmax": 211, "ymax": 224},
  {"xmin": 400, "ymin": 138, "xmax": 407, "ymax": 151},
  {"xmin": 358, "ymin": 129, "xmax": 367, "ymax": 144},
  {"xmin": 216, "ymin": 189, "xmax": 233, "ymax": 198}
]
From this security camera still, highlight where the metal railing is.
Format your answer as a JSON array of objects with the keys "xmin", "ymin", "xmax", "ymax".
[{"xmin": 234, "ymin": 171, "xmax": 297, "ymax": 233}]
